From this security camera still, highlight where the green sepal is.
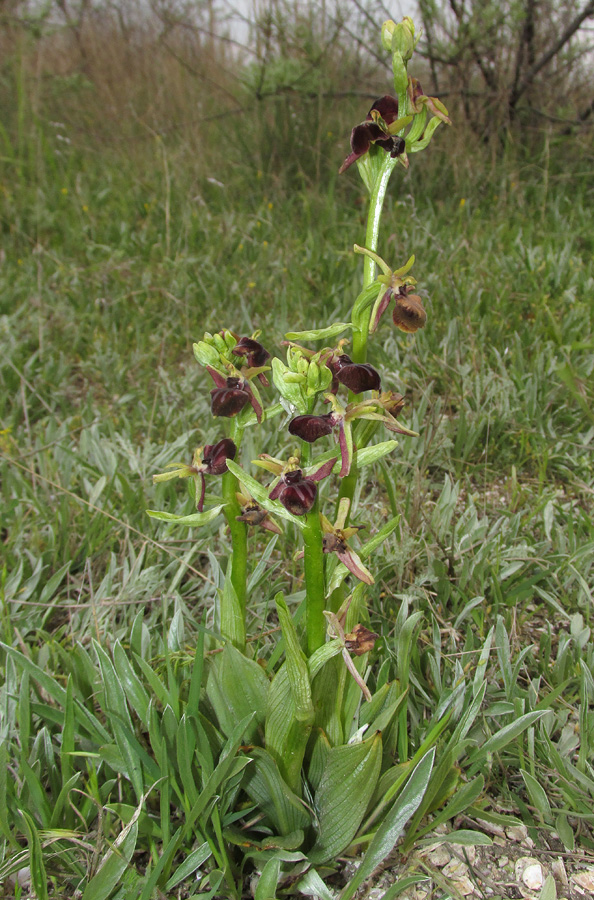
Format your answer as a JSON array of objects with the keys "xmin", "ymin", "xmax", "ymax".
[
  {"xmin": 308, "ymin": 731, "xmax": 382, "ymax": 864},
  {"xmin": 409, "ymin": 115, "xmax": 444, "ymax": 153},
  {"xmin": 285, "ymin": 323, "xmax": 355, "ymax": 342},
  {"xmin": 405, "ymin": 106, "xmax": 427, "ymax": 145},
  {"xmin": 146, "ymin": 505, "xmax": 225, "ymax": 526}
]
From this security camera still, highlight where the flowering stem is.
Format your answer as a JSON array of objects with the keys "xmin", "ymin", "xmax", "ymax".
[
  {"xmin": 304, "ymin": 498, "xmax": 326, "ymax": 656},
  {"xmin": 222, "ymin": 421, "xmax": 247, "ymax": 617},
  {"xmin": 352, "ymin": 155, "xmax": 399, "ymax": 365}
]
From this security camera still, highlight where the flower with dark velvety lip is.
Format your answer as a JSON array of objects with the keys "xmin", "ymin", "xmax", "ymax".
[
  {"xmin": 339, "ymin": 96, "xmax": 406, "ymax": 174},
  {"xmin": 231, "ymin": 336, "xmax": 271, "ymax": 386},
  {"xmin": 262, "ymin": 456, "xmax": 337, "ymax": 516},
  {"xmin": 153, "ymin": 438, "xmax": 236, "ymax": 512},
  {"xmin": 210, "ymin": 377, "xmax": 250, "ymax": 417},
  {"xmin": 331, "ymin": 354, "xmax": 381, "ymax": 393},
  {"xmin": 289, "ymin": 413, "xmax": 335, "ymax": 443}
]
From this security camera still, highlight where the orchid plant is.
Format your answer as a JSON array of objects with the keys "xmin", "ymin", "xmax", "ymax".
[{"xmin": 148, "ymin": 18, "xmax": 461, "ymax": 898}]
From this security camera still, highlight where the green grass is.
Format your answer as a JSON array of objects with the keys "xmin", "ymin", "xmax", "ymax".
[{"xmin": 1, "ymin": 68, "xmax": 594, "ymax": 895}]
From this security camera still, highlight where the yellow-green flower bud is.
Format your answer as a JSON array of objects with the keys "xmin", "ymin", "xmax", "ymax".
[
  {"xmin": 392, "ymin": 17, "xmax": 416, "ymax": 61},
  {"xmin": 381, "ymin": 19, "xmax": 396, "ymax": 52}
]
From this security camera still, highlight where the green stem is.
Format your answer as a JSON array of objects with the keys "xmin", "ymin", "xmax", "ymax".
[
  {"xmin": 304, "ymin": 497, "xmax": 326, "ymax": 656},
  {"xmin": 352, "ymin": 155, "xmax": 399, "ymax": 364},
  {"xmin": 222, "ymin": 422, "xmax": 247, "ymax": 617}
]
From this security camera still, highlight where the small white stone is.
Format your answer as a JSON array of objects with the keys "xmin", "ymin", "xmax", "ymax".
[
  {"xmin": 498, "ymin": 856, "xmax": 509, "ymax": 868},
  {"xmin": 515, "ymin": 859, "xmax": 543, "ymax": 892},
  {"xmin": 507, "ymin": 824, "xmax": 528, "ymax": 842},
  {"xmin": 426, "ymin": 844, "xmax": 451, "ymax": 867}
]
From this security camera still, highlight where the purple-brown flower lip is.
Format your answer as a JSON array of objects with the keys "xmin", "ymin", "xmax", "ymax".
[
  {"xmin": 267, "ymin": 457, "xmax": 337, "ymax": 516},
  {"xmin": 201, "ymin": 438, "xmax": 236, "ymax": 475},
  {"xmin": 339, "ymin": 96, "xmax": 406, "ymax": 174},
  {"xmin": 269, "ymin": 469, "xmax": 318, "ymax": 516},
  {"xmin": 289, "ymin": 413, "xmax": 335, "ymax": 443},
  {"xmin": 231, "ymin": 336, "xmax": 270, "ymax": 368},
  {"xmin": 332, "ymin": 354, "xmax": 381, "ymax": 393},
  {"xmin": 210, "ymin": 377, "xmax": 251, "ymax": 417}
]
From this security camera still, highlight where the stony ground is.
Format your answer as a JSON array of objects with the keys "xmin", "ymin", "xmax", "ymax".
[{"xmin": 346, "ymin": 822, "xmax": 594, "ymax": 900}]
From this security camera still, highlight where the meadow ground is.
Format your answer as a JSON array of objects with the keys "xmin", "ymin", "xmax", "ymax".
[{"xmin": 1, "ymin": 78, "xmax": 594, "ymax": 895}]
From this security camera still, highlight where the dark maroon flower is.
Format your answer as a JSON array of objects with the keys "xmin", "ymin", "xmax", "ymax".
[
  {"xmin": 289, "ymin": 413, "xmax": 335, "ymax": 443},
  {"xmin": 202, "ymin": 438, "xmax": 236, "ymax": 475},
  {"xmin": 332, "ymin": 355, "xmax": 381, "ymax": 393},
  {"xmin": 231, "ymin": 337, "xmax": 270, "ymax": 369},
  {"xmin": 210, "ymin": 377, "xmax": 251, "ymax": 417},
  {"xmin": 268, "ymin": 458, "xmax": 336, "ymax": 516},
  {"xmin": 339, "ymin": 96, "xmax": 406, "ymax": 174},
  {"xmin": 269, "ymin": 469, "xmax": 318, "ymax": 516}
]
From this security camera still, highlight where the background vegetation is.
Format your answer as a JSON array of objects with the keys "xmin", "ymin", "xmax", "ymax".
[{"xmin": 1, "ymin": 0, "xmax": 593, "ymax": 895}]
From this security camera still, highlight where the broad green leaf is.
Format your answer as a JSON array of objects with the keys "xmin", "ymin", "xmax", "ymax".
[
  {"xmin": 285, "ymin": 322, "xmax": 354, "ymax": 341},
  {"xmin": 339, "ymin": 748, "xmax": 435, "ymax": 900},
  {"xmin": 309, "ymin": 732, "xmax": 382, "ymax": 864},
  {"xmin": 146, "ymin": 505, "xmax": 225, "ymax": 525},
  {"xmin": 295, "ymin": 868, "xmax": 336, "ymax": 900},
  {"xmin": 205, "ymin": 643, "xmax": 269, "ymax": 743},
  {"xmin": 539, "ymin": 875, "xmax": 557, "ymax": 900},
  {"xmin": 219, "ymin": 572, "xmax": 245, "ymax": 651},
  {"xmin": 242, "ymin": 747, "xmax": 310, "ymax": 835},
  {"xmin": 254, "ymin": 856, "xmax": 281, "ymax": 900}
]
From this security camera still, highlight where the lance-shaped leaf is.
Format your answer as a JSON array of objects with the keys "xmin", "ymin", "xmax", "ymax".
[
  {"xmin": 243, "ymin": 747, "xmax": 311, "ymax": 836},
  {"xmin": 205, "ymin": 643, "xmax": 269, "ymax": 743},
  {"xmin": 354, "ymin": 440, "xmax": 398, "ymax": 468},
  {"xmin": 146, "ymin": 505, "xmax": 225, "ymax": 526},
  {"xmin": 285, "ymin": 323, "xmax": 355, "ymax": 342},
  {"xmin": 339, "ymin": 749, "xmax": 435, "ymax": 900},
  {"xmin": 308, "ymin": 731, "xmax": 382, "ymax": 864},
  {"xmin": 219, "ymin": 569, "xmax": 246, "ymax": 651}
]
